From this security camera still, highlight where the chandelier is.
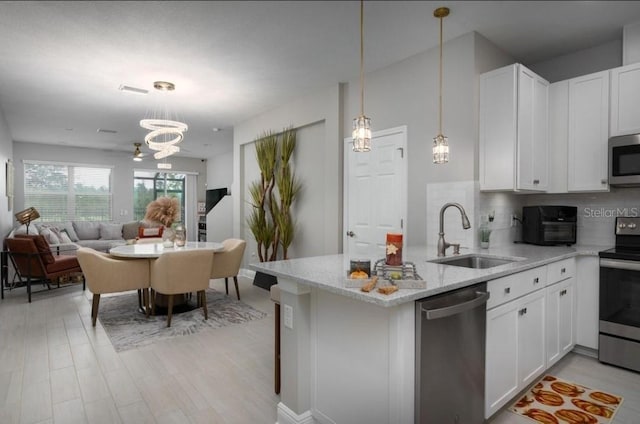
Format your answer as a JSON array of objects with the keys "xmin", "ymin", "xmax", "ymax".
[{"xmin": 139, "ymin": 81, "xmax": 188, "ymax": 160}]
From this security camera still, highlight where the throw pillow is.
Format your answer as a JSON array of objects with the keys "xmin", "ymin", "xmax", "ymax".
[
  {"xmin": 122, "ymin": 221, "xmax": 140, "ymax": 240},
  {"xmin": 13, "ymin": 223, "xmax": 39, "ymax": 236},
  {"xmin": 73, "ymin": 221, "xmax": 101, "ymax": 240},
  {"xmin": 138, "ymin": 226, "xmax": 164, "ymax": 238},
  {"xmin": 58, "ymin": 229, "xmax": 73, "ymax": 244},
  {"xmin": 63, "ymin": 222, "xmax": 80, "ymax": 242},
  {"xmin": 38, "ymin": 227, "xmax": 61, "ymax": 245},
  {"xmin": 99, "ymin": 223, "xmax": 123, "ymax": 240},
  {"xmin": 14, "ymin": 234, "xmax": 55, "ymax": 264}
]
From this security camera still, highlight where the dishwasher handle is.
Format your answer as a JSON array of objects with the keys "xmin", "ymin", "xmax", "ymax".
[{"xmin": 422, "ymin": 291, "xmax": 490, "ymax": 320}]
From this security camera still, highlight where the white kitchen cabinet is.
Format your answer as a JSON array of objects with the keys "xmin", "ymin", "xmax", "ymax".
[
  {"xmin": 576, "ymin": 256, "xmax": 600, "ymax": 351},
  {"xmin": 611, "ymin": 62, "xmax": 640, "ymax": 136},
  {"xmin": 485, "ymin": 274, "xmax": 547, "ymax": 418},
  {"xmin": 480, "ymin": 63, "xmax": 549, "ymax": 192},
  {"xmin": 568, "ymin": 71, "xmax": 610, "ymax": 191},
  {"xmin": 546, "ymin": 277, "xmax": 575, "ymax": 367},
  {"xmin": 548, "ymin": 71, "xmax": 609, "ymax": 193}
]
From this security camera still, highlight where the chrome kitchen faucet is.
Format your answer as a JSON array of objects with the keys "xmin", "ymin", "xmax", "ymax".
[{"xmin": 437, "ymin": 202, "xmax": 471, "ymax": 257}]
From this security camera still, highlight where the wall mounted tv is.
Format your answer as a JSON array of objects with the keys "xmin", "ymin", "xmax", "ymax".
[{"xmin": 205, "ymin": 188, "xmax": 230, "ymax": 215}]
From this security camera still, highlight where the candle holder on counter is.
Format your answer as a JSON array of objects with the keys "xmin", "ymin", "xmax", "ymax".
[{"xmin": 386, "ymin": 233, "xmax": 403, "ymax": 266}]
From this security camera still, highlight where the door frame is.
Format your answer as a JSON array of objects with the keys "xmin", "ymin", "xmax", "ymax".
[{"xmin": 343, "ymin": 125, "xmax": 408, "ymax": 255}]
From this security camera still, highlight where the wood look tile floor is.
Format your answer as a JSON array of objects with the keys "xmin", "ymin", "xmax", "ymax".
[{"xmin": 1, "ymin": 278, "xmax": 639, "ymax": 424}]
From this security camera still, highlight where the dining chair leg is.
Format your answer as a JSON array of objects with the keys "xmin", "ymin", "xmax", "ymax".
[
  {"xmin": 224, "ymin": 277, "xmax": 229, "ymax": 295},
  {"xmin": 143, "ymin": 288, "xmax": 150, "ymax": 318},
  {"xmin": 200, "ymin": 290, "xmax": 208, "ymax": 320},
  {"xmin": 167, "ymin": 294, "xmax": 174, "ymax": 327},
  {"xmin": 151, "ymin": 289, "xmax": 156, "ymax": 316},
  {"xmin": 233, "ymin": 276, "xmax": 240, "ymax": 300},
  {"xmin": 275, "ymin": 302, "xmax": 281, "ymax": 394},
  {"xmin": 91, "ymin": 293, "xmax": 100, "ymax": 327}
]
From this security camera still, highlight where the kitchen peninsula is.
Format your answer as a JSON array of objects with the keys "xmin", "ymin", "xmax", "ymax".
[{"xmin": 251, "ymin": 244, "xmax": 604, "ymax": 424}]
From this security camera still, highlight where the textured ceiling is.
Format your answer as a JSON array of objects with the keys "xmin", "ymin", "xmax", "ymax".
[{"xmin": 1, "ymin": 1, "xmax": 639, "ymax": 159}]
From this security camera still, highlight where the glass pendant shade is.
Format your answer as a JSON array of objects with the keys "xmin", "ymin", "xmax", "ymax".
[
  {"xmin": 433, "ymin": 134, "xmax": 449, "ymax": 164},
  {"xmin": 352, "ymin": 115, "xmax": 371, "ymax": 152}
]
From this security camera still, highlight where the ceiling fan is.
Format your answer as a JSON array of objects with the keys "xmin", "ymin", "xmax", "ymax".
[{"xmin": 132, "ymin": 142, "xmax": 144, "ymax": 162}]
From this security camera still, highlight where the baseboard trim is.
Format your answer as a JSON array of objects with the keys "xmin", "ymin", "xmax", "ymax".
[
  {"xmin": 276, "ymin": 402, "xmax": 315, "ymax": 424},
  {"xmin": 241, "ymin": 268, "xmax": 256, "ymax": 279},
  {"xmin": 572, "ymin": 344, "xmax": 598, "ymax": 359}
]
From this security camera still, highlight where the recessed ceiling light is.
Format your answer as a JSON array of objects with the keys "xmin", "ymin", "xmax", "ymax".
[
  {"xmin": 118, "ymin": 85, "xmax": 148, "ymax": 95},
  {"xmin": 157, "ymin": 163, "xmax": 172, "ymax": 169},
  {"xmin": 212, "ymin": 127, "xmax": 221, "ymax": 132},
  {"xmin": 97, "ymin": 128, "xmax": 117, "ymax": 134},
  {"xmin": 65, "ymin": 128, "xmax": 74, "ymax": 131}
]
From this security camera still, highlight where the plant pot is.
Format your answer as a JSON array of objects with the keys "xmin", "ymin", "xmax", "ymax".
[{"xmin": 253, "ymin": 271, "xmax": 278, "ymax": 291}]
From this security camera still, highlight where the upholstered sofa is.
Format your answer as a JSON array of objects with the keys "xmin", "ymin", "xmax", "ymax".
[{"xmin": 8, "ymin": 220, "xmax": 163, "ymax": 252}]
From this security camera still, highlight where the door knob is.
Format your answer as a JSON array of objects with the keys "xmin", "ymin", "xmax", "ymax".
[{"xmin": 346, "ymin": 231, "xmax": 355, "ymax": 238}]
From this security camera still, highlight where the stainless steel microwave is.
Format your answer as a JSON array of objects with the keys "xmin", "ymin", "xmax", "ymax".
[{"xmin": 609, "ymin": 134, "xmax": 640, "ymax": 186}]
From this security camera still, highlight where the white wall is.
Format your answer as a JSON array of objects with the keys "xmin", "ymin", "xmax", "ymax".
[
  {"xmin": 206, "ymin": 151, "xmax": 233, "ymax": 242},
  {"xmin": 623, "ymin": 21, "xmax": 640, "ymax": 65},
  {"xmin": 233, "ymin": 84, "xmax": 342, "ymax": 267},
  {"xmin": 12, "ymin": 142, "xmax": 207, "ymax": 238},
  {"xmin": 0, "ymin": 109, "xmax": 14, "ymax": 237},
  {"xmin": 530, "ymin": 39, "xmax": 622, "ymax": 83}
]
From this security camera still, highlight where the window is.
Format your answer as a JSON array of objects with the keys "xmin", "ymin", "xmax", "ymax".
[
  {"xmin": 133, "ymin": 171, "xmax": 185, "ymax": 222},
  {"xmin": 24, "ymin": 161, "xmax": 113, "ymax": 222}
]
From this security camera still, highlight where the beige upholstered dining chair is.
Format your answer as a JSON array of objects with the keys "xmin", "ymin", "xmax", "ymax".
[
  {"xmin": 76, "ymin": 247, "xmax": 151, "ymax": 326},
  {"xmin": 150, "ymin": 249, "xmax": 215, "ymax": 327},
  {"xmin": 210, "ymin": 238, "xmax": 246, "ymax": 300}
]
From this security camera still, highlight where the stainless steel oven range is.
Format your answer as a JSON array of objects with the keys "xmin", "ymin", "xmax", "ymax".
[{"xmin": 599, "ymin": 216, "xmax": 640, "ymax": 373}]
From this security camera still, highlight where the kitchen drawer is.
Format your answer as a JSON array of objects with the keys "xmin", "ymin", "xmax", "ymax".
[
  {"xmin": 547, "ymin": 258, "xmax": 575, "ymax": 284},
  {"xmin": 487, "ymin": 266, "xmax": 548, "ymax": 310}
]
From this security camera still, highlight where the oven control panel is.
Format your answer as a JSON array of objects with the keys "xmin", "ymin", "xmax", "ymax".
[{"xmin": 616, "ymin": 217, "xmax": 640, "ymax": 235}]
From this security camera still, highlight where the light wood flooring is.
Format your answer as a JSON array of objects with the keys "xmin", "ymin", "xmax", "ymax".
[{"xmin": 1, "ymin": 277, "xmax": 639, "ymax": 424}]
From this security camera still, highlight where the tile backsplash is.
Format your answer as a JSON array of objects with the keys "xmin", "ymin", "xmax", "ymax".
[{"xmin": 426, "ymin": 182, "xmax": 634, "ymax": 249}]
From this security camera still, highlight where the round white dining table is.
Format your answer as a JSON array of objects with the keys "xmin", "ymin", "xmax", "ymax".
[{"xmin": 109, "ymin": 241, "xmax": 224, "ymax": 258}]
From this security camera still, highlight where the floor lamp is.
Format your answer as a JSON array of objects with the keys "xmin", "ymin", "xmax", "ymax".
[{"xmin": 15, "ymin": 207, "xmax": 40, "ymax": 234}]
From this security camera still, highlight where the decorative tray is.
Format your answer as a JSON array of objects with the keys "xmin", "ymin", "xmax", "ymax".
[{"xmin": 344, "ymin": 259, "xmax": 427, "ymax": 289}]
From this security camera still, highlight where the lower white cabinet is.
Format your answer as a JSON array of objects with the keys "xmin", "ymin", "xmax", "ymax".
[
  {"xmin": 546, "ymin": 277, "xmax": 575, "ymax": 367},
  {"xmin": 485, "ymin": 288, "xmax": 546, "ymax": 418},
  {"xmin": 576, "ymin": 256, "xmax": 599, "ymax": 350}
]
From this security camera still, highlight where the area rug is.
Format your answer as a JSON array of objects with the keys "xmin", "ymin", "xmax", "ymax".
[
  {"xmin": 510, "ymin": 375, "xmax": 623, "ymax": 424},
  {"xmin": 96, "ymin": 289, "xmax": 268, "ymax": 352}
]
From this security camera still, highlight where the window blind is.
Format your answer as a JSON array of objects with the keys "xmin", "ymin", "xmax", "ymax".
[{"xmin": 24, "ymin": 162, "xmax": 112, "ymax": 222}]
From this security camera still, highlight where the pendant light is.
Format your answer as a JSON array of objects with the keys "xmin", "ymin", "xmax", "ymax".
[
  {"xmin": 433, "ymin": 7, "xmax": 449, "ymax": 164},
  {"xmin": 352, "ymin": 0, "xmax": 371, "ymax": 152}
]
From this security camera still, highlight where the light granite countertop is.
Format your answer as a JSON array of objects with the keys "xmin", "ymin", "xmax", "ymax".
[{"xmin": 250, "ymin": 244, "xmax": 609, "ymax": 307}]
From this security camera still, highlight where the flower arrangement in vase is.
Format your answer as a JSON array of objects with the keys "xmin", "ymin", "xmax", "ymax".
[{"xmin": 144, "ymin": 196, "xmax": 180, "ymax": 247}]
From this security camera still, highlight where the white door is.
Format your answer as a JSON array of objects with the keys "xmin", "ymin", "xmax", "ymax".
[{"xmin": 343, "ymin": 126, "xmax": 407, "ymax": 261}]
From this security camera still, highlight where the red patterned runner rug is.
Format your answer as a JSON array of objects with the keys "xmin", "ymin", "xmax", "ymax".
[{"xmin": 510, "ymin": 375, "xmax": 623, "ymax": 424}]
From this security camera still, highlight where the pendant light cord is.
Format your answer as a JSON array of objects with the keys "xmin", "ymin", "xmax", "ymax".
[
  {"xmin": 438, "ymin": 13, "xmax": 443, "ymax": 136},
  {"xmin": 360, "ymin": 0, "xmax": 365, "ymax": 117}
]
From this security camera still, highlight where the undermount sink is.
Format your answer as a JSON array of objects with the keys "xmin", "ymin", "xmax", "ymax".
[{"xmin": 428, "ymin": 254, "xmax": 522, "ymax": 269}]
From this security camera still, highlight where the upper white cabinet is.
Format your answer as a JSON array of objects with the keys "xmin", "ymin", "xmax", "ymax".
[
  {"xmin": 568, "ymin": 71, "xmax": 610, "ymax": 192},
  {"xmin": 611, "ymin": 62, "xmax": 640, "ymax": 136},
  {"xmin": 480, "ymin": 63, "xmax": 549, "ymax": 192},
  {"xmin": 547, "ymin": 70, "xmax": 610, "ymax": 193}
]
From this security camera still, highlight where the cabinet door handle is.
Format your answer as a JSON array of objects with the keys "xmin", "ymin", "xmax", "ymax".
[
  {"xmin": 504, "ymin": 287, "xmax": 511, "ymax": 294},
  {"xmin": 561, "ymin": 267, "xmax": 566, "ymax": 274},
  {"xmin": 601, "ymin": 179, "xmax": 607, "ymax": 185},
  {"xmin": 519, "ymin": 307, "xmax": 528, "ymax": 316},
  {"xmin": 533, "ymin": 277, "xmax": 539, "ymax": 284},
  {"xmin": 533, "ymin": 179, "xmax": 540, "ymax": 185},
  {"xmin": 523, "ymin": 307, "xmax": 527, "ymax": 314},
  {"xmin": 560, "ymin": 289, "xmax": 567, "ymax": 296}
]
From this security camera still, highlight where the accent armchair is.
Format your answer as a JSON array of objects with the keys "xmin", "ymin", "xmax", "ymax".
[
  {"xmin": 210, "ymin": 238, "xmax": 246, "ymax": 300},
  {"xmin": 4, "ymin": 235, "xmax": 84, "ymax": 302},
  {"xmin": 150, "ymin": 249, "xmax": 215, "ymax": 327},
  {"xmin": 76, "ymin": 247, "xmax": 151, "ymax": 326}
]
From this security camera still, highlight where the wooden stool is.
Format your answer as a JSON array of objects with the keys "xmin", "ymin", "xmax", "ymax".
[{"xmin": 270, "ymin": 284, "xmax": 281, "ymax": 395}]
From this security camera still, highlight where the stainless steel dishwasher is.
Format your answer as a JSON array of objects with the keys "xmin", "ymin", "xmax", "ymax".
[{"xmin": 415, "ymin": 283, "xmax": 489, "ymax": 424}]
